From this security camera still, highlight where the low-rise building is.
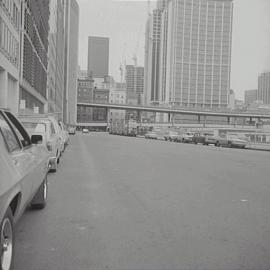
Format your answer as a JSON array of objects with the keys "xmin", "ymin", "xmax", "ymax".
[{"xmin": 109, "ymin": 82, "xmax": 126, "ymax": 124}]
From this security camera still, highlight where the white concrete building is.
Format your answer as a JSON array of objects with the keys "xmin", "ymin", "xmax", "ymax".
[
  {"xmin": 0, "ymin": 0, "xmax": 20, "ymax": 113},
  {"xmin": 109, "ymin": 82, "xmax": 126, "ymax": 123}
]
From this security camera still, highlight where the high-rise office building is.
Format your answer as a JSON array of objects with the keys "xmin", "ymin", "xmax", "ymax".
[
  {"xmin": 126, "ymin": 65, "xmax": 144, "ymax": 105},
  {"xmin": 144, "ymin": 9, "xmax": 162, "ymax": 105},
  {"xmin": 244, "ymin": 89, "xmax": 258, "ymax": 106},
  {"xmin": 0, "ymin": 0, "xmax": 20, "ymax": 113},
  {"xmin": 47, "ymin": 0, "xmax": 65, "ymax": 118},
  {"xmin": 156, "ymin": 0, "xmax": 233, "ymax": 108},
  {"xmin": 258, "ymin": 72, "xmax": 270, "ymax": 104},
  {"xmin": 88, "ymin": 36, "xmax": 109, "ymax": 78},
  {"xmin": 19, "ymin": 0, "xmax": 50, "ymax": 114},
  {"xmin": 63, "ymin": 0, "xmax": 79, "ymax": 125}
]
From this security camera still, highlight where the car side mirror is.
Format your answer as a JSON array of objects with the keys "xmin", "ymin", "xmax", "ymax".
[{"xmin": 31, "ymin": 134, "xmax": 43, "ymax": 144}]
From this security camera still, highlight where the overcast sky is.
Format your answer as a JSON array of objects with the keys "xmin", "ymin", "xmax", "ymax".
[{"xmin": 77, "ymin": 0, "xmax": 270, "ymax": 99}]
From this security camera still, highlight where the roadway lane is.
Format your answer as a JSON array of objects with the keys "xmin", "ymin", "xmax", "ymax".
[{"xmin": 14, "ymin": 133, "xmax": 270, "ymax": 270}]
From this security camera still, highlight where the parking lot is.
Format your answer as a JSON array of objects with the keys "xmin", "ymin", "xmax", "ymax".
[{"xmin": 14, "ymin": 133, "xmax": 270, "ymax": 270}]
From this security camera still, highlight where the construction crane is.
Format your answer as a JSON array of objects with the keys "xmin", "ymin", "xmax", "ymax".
[
  {"xmin": 147, "ymin": 0, "xmax": 151, "ymax": 17},
  {"xmin": 119, "ymin": 43, "xmax": 127, "ymax": 83}
]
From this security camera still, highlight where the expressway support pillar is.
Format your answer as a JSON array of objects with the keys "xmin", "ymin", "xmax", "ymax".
[
  {"xmin": 233, "ymin": 117, "xmax": 237, "ymax": 127},
  {"xmin": 137, "ymin": 110, "xmax": 142, "ymax": 126},
  {"xmin": 249, "ymin": 117, "xmax": 252, "ymax": 125},
  {"xmin": 198, "ymin": 115, "xmax": 201, "ymax": 124},
  {"xmin": 227, "ymin": 116, "xmax": 230, "ymax": 125},
  {"xmin": 106, "ymin": 108, "xmax": 110, "ymax": 131},
  {"xmin": 168, "ymin": 113, "xmax": 171, "ymax": 123},
  {"xmin": 203, "ymin": 116, "xmax": 206, "ymax": 128},
  {"xmin": 171, "ymin": 114, "xmax": 175, "ymax": 126}
]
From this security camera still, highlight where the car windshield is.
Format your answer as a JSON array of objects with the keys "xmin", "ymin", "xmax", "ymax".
[{"xmin": 22, "ymin": 122, "xmax": 46, "ymax": 133}]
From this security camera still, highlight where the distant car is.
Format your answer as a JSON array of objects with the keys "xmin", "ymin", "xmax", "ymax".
[
  {"xmin": 164, "ymin": 131, "xmax": 179, "ymax": 141},
  {"xmin": 68, "ymin": 126, "xmax": 76, "ymax": 135},
  {"xmin": 175, "ymin": 132, "xmax": 194, "ymax": 143},
  {"xmin": 0, "ymin": 108, "xmax": 50, "ymax": 270},
  {"xmin": 82, "ymin": 128, "xmax": 89, "ymax": 133},
  {"xmin": 145, "ymin": 131, "xmax": 158, "ymax": 139},
  {"xmin": 21, "ymin": 118, "xmax": 62, "ymax": 172},
  {"xmin": 215, "ymin": 135, "xmax": 248, "ymax": 148},
  {"xmin": 205, "ymin": 135, "xmax": 218, "ymax": 145},
  {"xmin": 192, "ymin": 133, "xmax": 206, "ymax": 144},
  {"xmin": 58, "ymin": 121, "xmax": 69, "ymax": 148}
]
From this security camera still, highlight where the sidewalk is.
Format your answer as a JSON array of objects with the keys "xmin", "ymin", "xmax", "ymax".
[{"xmin": 247, "ymin": 143, "xmax": 270, "ymax": 152}]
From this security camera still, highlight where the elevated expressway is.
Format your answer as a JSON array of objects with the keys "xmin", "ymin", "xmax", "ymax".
[{"xmin": 77, "ymin": 102, "xmax": 270, "ymax": 122}]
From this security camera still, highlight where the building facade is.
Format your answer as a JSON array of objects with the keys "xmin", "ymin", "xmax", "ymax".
[
  {"xmin": 77, "ymin": 76, "xmax": 110, "ymax": 128},
  {"xmin": 126, "ymin": 64, "xmax": 144, "ymax": 105},
  {"xmin": 0, "ymin": 0, "xmax": 20, "ymax": 113},
  {"xmin": 88, "ymin": 36, "xmax": 109, "ymax": 78},
  {"xmin": 258, "ymin": 72, "xmax": 270, "ymax": 105},
  {"xmin": 19, "ymin": 0, "xmax": 50, "ymax": 114},
  {"xmin": 47, "ymin": 0, "xmax": 65, "ymax": 118},
  {"xmin": 244, "ymin": 89, "xmax": 258, "ymax": 106},
  {"xmin": 144, "ymin": 9, "xmax": 162, "ymax": 105},
  {"xmin": 154, "ymin": 0, "xmax": 234, "ymax": 108},
  {"xmin": 63, "ymin": 0, "xmax": 79, "ymax": 125},
  {"xmin": 109, "ymin": 82, "xmax": 127, "ymax": 124}
]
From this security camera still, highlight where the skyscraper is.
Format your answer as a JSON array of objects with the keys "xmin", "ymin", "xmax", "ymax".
[
  {"xmin": 244, "ymin": 89, "xmax": 258, "ymax": 106},
  {"xmin": 63, "ymin": 0, "xmax": 79, "ymax": 125},
  {"xmin": 47, "ymin": 0, "xmax": 65, "ymax": 117},
  {"xmin": 147, "ymin": 0, "xmax": 233, "ymax": 109},
  {"xmin": 126, "ymin": 65, "xmax": 144, "ymax": 105},
  {"xmin": 88, "ymin": 36, "xmax": 109, "ymax": 78},
  {"xmin": 144, "ymin": 9, "xmax": 162, "ymax": 105},
  {"xmin": 258, "ymin": 72, "xmax": 270, "ymax": 105}
]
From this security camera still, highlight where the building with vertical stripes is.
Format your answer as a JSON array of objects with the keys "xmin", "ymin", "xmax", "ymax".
[
  {"xmin": 19, "ymin": 0, "xmax": 50, "ymax": 114},
  {"xmin": 0, "ymin": 0, "xmax": 20, "ymax": 113},
  {"xmin": 258, "ymin": 72, "xmax": 270, "ymax": 105},
  {"xmin": 146, "ymin": 0, "xmax": 233, "ymax": 109}
]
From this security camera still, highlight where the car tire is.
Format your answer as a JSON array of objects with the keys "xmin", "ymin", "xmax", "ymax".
[
  {"xmin": 1, "ymin": 207, "xmax": 14, "ymax": 270},
  {"xmin": 215, "ymin": 142, "xmax": 220, "ymax": 147},
  {"xmin": 228, "ymin": 142, "xmax": 232, "ymax": 148},
  {"xmin": 31, "ymin": 176, "xmax": 48, "ymax": 210}
]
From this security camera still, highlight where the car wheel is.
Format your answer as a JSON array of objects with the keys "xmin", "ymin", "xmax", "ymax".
[
  {"xmin": 49, "ymin": 161, "xmax": 57, "ymax": 173},
  {"xmin": 1, "ymin": 207, "xmax": 14, "ymax": 270},
  {"xmin": 31, "ymin": 176, "xmax": 48, "ymax": 210},
  {"xmin": 215, "ymin": 142, "xmax": 220, "ymax": 147},
  {"xmin": 228, "ymin": 142, "xmax": 232, "ymax": 148}
]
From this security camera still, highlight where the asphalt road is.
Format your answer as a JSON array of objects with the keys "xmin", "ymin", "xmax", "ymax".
[{"xmin": 14, "ymin": 133, "xmax": 270, "ymax": 270}]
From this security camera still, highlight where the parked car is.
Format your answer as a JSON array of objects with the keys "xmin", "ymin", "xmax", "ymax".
[
  {"xmin": 205, "ymin": 135, "xmax": 218, "ymax": 145},
  {"xmin": 192, "ymin": 133, "xmax": 206, "ymax": 144},
  {"xmin": 175, "ymin": 132, "xmax": 194, "ymax": 143},
  {"xmin": 164, "ymin": 131, "xmax": 179, "ymax": 141},
  {"xmin": 58, "ymin": 121, "xmax": 69, "ymax": 149},
  {"xmin": 82, "ymin": 128, "xmax": 89, "ymax": 133},
  {"xmin": 68, "ymin": 126, "xmax": 76, "ymax": 135},
  {"xmin": 20, "ymin": 117, "xmax": 62, "ymax": 172},
  {"xmin": 0, "ymin": 108, "xmax": 50, "ymax": 270},
  {"xmin": 145, "ymin": 131, "xmax": 158, "ymax": 139},
  {"xmin": 215, "ymin": 135, "xmax": 248, "ymax": 148}
]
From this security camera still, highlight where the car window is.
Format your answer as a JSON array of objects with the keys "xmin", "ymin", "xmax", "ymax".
[
  {"xmin": 4, "ymin": 112, "xmax": 31, "ymax": 148},
  {"xmin": 23, "ymin": 122, "xmax": 46, "ymax": 133},
  {"xmin": 0, "ymin": 112, "xmax": 21, "ymax": 152},
  {"xmin": 51, "ymin": 122, "xmax": 55, "ymax": 135}
]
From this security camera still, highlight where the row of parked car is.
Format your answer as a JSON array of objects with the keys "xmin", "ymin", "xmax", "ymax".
[
  {"xmin": 0, "ymin": 108, "xmax": 75, "ymax": 270},
  {"xmin": 145, "ymin": 130, "xmax": 248, "ymax": 148}
]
